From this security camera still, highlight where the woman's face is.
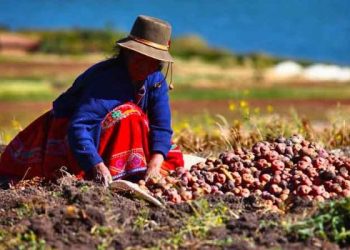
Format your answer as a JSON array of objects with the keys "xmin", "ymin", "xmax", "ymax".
[{"xmin": 125, "ymin": 50, "xmax": 161, "ymax": 82}]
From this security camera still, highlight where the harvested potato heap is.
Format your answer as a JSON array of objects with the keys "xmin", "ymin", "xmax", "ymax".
[{"xmin": 139, "ymin": 135, "xmax": 350, "ymax": 206}]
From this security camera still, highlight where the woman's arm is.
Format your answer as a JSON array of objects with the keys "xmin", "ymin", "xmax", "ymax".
[
  {"xmin": 68, "ymin": 97, "xmax": 117, "ymax": 186},
  {"xmin": 148, "ymin": 75, "xmax": 173, "ymax": 157},
  {"xmin": 145, "ymin": 73, "xmax": 173, "ymax": 180}
]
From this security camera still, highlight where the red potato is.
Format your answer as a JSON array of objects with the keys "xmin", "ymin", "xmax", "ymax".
[
  {"xmin": 271, "ymin": 160, "xmax": 285, "ymax": 171},
  {"xmin": 297, "ymin": 161, "xmax": 310, "ymax": 171},
  {"xmin": 192, "ymin": 191, "xmax": 202, "ymax": 200},
  {"xmin": 274, "ymin": 170, "xmax": 283, "ymax": 176},
  {"xmin": 311, "ymin": 185, "xmax": 325, "ymax": 196},
  {"xmin": 260, "ymin": 173, "xmax": 271, "ymax": 182},
  {"xmin": 165, "ymin": 176, "xmax": 177, "ymax": 185},
  {"xmin": 205, "ymin": 173, "xmax": 214, "ymax": 184},
  {"xmin": 241, "ymin": 188, "xmax": 250, "ymax": 197},
  {"xmin": 301, "ymin": 140, "xmax": 310, "ymax": 147},
  {"xmin": 297, "ymin": 185, "xmax": 312, "ymax": 196},
  {"xmin": 322, "ymin": 191, "xmax": 331, "ymax": 199},
  {"xmin": 211, "ymin": 185, "xmax": 220, "ymax": 194},
  {"xmin": 313, "ymin": 157, "xmax": 328, "ymax": 168},
  {"xmin": 269, "ymin": 184, "xmax": 283, "ymax": 195},
  {"xmin": 144, "ymin": 135, "xmax": 350, "ymax": 206},
  {"xmin": 331, "ymin": 184, "xmax": 343, "ymax": 194},
  {"xmin": 342, "ymin": 189, "xmax": 350, "ymax": 197},
  {"xmin": 168, "ymin": 193, "xmax": 182, "ymax": 203},
  {"xmin": 233, "ymin": 187, "xmax": 241, "ymax": 195},
  {"xmin": 285, "ymin": 146, "xmax": 294, "ymax": 156},
  {"xmin": 180, "ymin": 191, "xmax": 193, "ymax": 201},
  {"xmin": 335, "ymin": 176, "xmax": 344, "ymax": 185},
  {"xmin": 340, "ymin": 167, "xmax": 349, "ymax": 178},
  {"xmin": 280, "ymin": 193, "xmax": 289, "ymax": 201},
  {"xmin": 242, "ymin": 173, "xmax": 254, "ymax": 185},
  {"xmin": 276, "ymin": 143, "xmax": 286, "ymax": 154},
  {"xmin": 301, "ymin": 156, "xmax": 312, "ymax": 163},
  {"xmin": 215, "ymin": 173, "xmax": 227, "ymax": 184},
  {"xmin": 262, "ymin": 191, "xmax": 274, "ymax": 201},
  {"xmin": 293, "ymin": 144, "xmax": 302, "ymax": 154},
  {"xmin": 260, "ymin": 145, "xmax": 270, "ymax": 156},
  {"xmin": 254, "ymin": 189, "xmax": 262, "ymax": 196},
  {"xmin": 256, "ymin": 159, "xmax": 270, "ymax": 169},
  {"xmin": 305, "ymin": 167, "xmax": 318, "ymax": 178},
  {"xmin": 271, "ymin": 175, "xmax": 282, "ymax": 184},
  {"xmin": 342, "ymin": 180, "xmax": 350, "ymax": 189},
  {"xmin": 202, "ymin": 184, "xmax": 212, "ymax": 194},
  {"xmin": 300, "ymin": 176, "xmax": 312, "ymax": 186},
  {"xmin": 267, "ymin": 151, "xmax": 279, "ymax": 162},
  {"xmin": 314, "ymin": 195, "xmax": 325, "ymax": 202}
]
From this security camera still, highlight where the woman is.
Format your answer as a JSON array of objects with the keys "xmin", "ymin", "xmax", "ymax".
[{"xmin": 0, "ymin": 15, "xmax": 184, "ymax": 188}]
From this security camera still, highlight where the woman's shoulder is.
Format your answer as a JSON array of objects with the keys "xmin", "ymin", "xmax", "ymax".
[{"xmin": 83, "ymin": 58, "xmax": 120, "ymax": 80}]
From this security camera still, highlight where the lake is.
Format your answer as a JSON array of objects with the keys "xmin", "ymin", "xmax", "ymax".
[{"xmin": 0, "ymin": 0, "xmax": 349, "ymax": 65}]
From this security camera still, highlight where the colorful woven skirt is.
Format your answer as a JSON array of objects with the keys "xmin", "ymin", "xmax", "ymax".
[{"xmin": 0, "ymin": 102, "xmax": 184, "ymax": 183}]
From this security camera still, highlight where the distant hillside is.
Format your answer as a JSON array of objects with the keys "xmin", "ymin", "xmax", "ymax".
[{"xmin": 1, "ymin": 28, "xmax": 313, "ymax": 68}]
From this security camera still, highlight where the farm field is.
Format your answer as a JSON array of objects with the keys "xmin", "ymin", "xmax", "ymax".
[{"xmin": 0, "ymin": 52, "xmax": 349, "ymax": 249}]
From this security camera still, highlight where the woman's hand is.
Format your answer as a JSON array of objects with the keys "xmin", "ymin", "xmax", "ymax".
[
  {"xmin": 92, "ymin": 162, "xmax": 113, "ymax": 187},
  {"xmin": 144, "ymin": 153, "xmax": 164, "ymax": 181}
]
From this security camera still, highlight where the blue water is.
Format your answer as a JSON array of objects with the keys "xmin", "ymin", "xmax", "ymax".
[{"xmin": 0, "ymin": 0, "xmax": 349, "ymax": 65}]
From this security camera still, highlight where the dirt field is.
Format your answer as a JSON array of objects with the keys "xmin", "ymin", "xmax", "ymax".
[
  {"xmin": 0, "ymin": 98, "xmax": 347, "ymax": 133},
  {"xmin": 0, "ymin": 176, "xmax": 342, "ymax": 250}
]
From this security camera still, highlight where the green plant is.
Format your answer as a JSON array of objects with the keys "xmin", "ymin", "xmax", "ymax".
[
  {"xmin": 284, "ymin": 198, "xmax": 350, "ymax": 244},
  {"xmin": 91, "ymin": 225, "xmax": 118, "ymax": 250},
  {"xmin": 161, "ymin": 199, "xmax": 231, "ymax": 248}
]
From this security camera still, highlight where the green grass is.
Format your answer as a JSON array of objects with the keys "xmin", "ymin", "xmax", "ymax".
[
  {"xmin": 170, "ymin": 85, "xmax": 350, "ymax": 100},
  {"xmin": 2, "ymin": 77, "xmax": 349, "ymax": 102},
  {"xmin": 0, "ymin": 79, "xmax": 55, "ymax": 101}
]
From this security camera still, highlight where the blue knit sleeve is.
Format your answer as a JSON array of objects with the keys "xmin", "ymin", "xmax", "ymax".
[
  {"xmin": 68, "ymin": 98, "xmax": 114, "ymax": 171},
  {"xmin": 148, "ymin": 73, "xmax": 173, "ymax": 158}
]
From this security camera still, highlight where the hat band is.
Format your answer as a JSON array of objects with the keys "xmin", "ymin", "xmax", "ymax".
[{"xmin": 129, "ymin": 35, "xmax": 169, "ymax": 51}]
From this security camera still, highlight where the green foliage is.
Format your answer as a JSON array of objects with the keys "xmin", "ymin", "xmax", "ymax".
[
  {"xmin": 0, "ymin": 79, "xmax": 55, "ymax": 101},
  {"xmin": 285, "ymin": 198, "xmax": 350, "ymax": 244},
  {"xmin": 16, "ymin": 203, "xmax": 35, "ymax": 219},
  {"xmin": 133, "ymin": 207, "xmax": 156, "ymax": 232},
  {"xmin": 171, "ymin": 35, "xmax": 238, "ymax": 65},
  {"xmin": 0, "ymin": 230, "xmax": 46, "ymax": 250},
  {"xmin": 18, "ymin": 231, "xmax": 46, "ymax": 250},
  {"xmin": 91, "ymin": 225, "xmax": 118, "ymax": 250},
  {"xmin": 16, "ymin": 29, "xmax": 292, "ymax": 67},
  {"xmin": 23, "ymin": 29, "xmax": 125, "ymax": 55}
]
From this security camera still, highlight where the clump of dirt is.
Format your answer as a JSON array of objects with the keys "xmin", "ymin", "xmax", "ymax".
[{"xmin": 0, "ymin": 176, "xmax": 346, "ymax": 249}]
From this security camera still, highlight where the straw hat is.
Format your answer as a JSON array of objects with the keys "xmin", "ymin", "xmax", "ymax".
[{"xmin": 117, "ymin": 15, "xmax": 173, "ymax": 62}]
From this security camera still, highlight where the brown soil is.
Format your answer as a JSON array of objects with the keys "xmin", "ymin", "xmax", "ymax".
[
  {"xmin": 0, "ymin": 60, "xmax": 93, "ymax": 78},
  {"xmin": 0, "ymin": 176, "xmax": 344, "ymax": 250}
]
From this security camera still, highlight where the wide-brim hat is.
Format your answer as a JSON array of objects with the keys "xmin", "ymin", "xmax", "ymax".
[{"xmin": 117, "ymin": 15, "xmax": 174, "ymax": 63}]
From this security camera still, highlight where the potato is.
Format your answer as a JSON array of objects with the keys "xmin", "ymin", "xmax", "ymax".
[
  {"xmin": 297, "ymin": 185, "xmax": 312, "ymax": 196},
  {"xmin": 271, "ymin": 160, "xmax": 285, "ymax": 171}
]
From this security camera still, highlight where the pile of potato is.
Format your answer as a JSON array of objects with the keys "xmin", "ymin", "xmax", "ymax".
[{"xmin": 139, "ymin": 135, "xmax": 350, "ymax": 206}]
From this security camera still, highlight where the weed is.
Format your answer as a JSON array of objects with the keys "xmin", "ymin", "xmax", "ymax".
[
  {"xmin": 132, "ymin": 207, "xmax": 158, "ymax": 232},
  {"xmin": 284, "ymin": 198, "xmax": 350, "ymax": 244},
  {"xmin": 160, "ymin": 199, "xmax": 231, "ymax": 248},
  {"xmin": 1, "ymin": 230, "xmax": 47, "ymax": 250},
  {"xmin": 91, "ymin": 225, "xmax": 118, "ymax": 250},
  {"xmin": 15, "ymin": 202, "xmax": 35, "ymax": 219}
]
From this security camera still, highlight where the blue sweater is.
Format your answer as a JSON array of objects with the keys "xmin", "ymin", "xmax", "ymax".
[{"xmin": 52, "ymin": 58, "xmax": 172, "ymax": 171}]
